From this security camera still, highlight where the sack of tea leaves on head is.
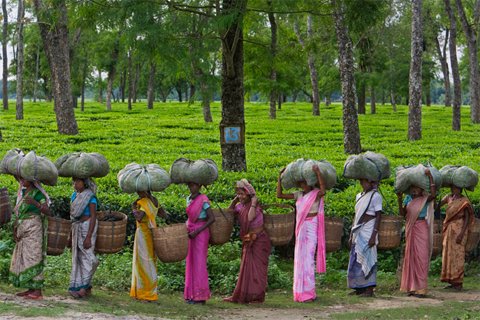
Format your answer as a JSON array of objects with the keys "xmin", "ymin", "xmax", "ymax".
[
  {"xmin": 55, "ymin": 152, "xmax": 110, "ymax": 178},
  {"xmin": 343, "ymin": 151, "xmax": 391, "ymax": 181},
  {"xmin": 0, "ymin": 148, "xmax": 24, "ymax": 175},
  {"xmin": 440, "ymin": 165, "xmax": 478, "ymax": 191},
  {"xmin": 170, "ymin": 158, "xmax": 218, "ymax": 186},
  {"xmin": 118, "ymin": 163, "xmax": 171, "ymax": 193},
  {"xmin": 394, "ymin": 164, "xmax": 441, "ymax": 194},
  {"xmin": 18, "ymin": 151, "xmax": 58, "ymax": 186},
  {"xmin": 281, "ymin": 158, "xmax": 337, "ymax": 190}
]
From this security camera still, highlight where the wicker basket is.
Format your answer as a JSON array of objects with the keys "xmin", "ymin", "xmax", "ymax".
[
  {"xmin": 432, "ymin": 232, "xmax": 443, "ymax": 257},
  {"xmin": 0, "ymin": 188, "xmax": 11, "ymax": 226},
  {"xmin": 95, "ymin": 211, "xmax": 127, "ymax": 254},
  {"xmin": 325, "ymin": 217, "xmax": 343, "ymax": 252},
  {"xmin": 47, "ymin": 216, "xmax": 71, "ymax": 256},
  {"xmin": 466, "ymin": 218, "xmax": 480, "ymax": 252},
  {"xmin": 378, "ymin": 215, "xmax": 403, "ymax": 250},
  {"xmin": 209, "ymin": 208, "xmax": 234, "ymax": 245},
  {"xmin": 263, "ymin": 204, "xmax": 295, "ymax": 246},
  {"xmin": 433, "ymin": 219, "xmax": 443, "ymax": 233},
  {"xmin": 152, "ymin": 223, "xmax": 188, "ymax": 263}
]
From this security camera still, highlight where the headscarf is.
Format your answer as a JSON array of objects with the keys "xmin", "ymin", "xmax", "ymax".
[
  {"xmin": 235, "ymin": 179, "xmax": 256, "ymax": 196},
  {"xmin": 70, "ymin": 177, "xmax": 97, "ymax": 220}
]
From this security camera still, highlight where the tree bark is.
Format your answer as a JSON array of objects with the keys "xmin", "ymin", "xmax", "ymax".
[
  {"xmin": 81, "ymin": 59, "xmax": 87, "ymax": 112},
  {"xmin": 16, "ymin": 0, "xmax": 25, "ymax": 120},
  {"xmin": 268, "ymin": 1, "xmax": 277, "ymax": 120},
  {"xmin": 97, "ymin": 69, "xmax": 103, "ymax": 103},
  {"xmin": 391, "ymin": 90, "xmax": 397, "ymax": 112},
  {"xmin": 220, "ymin": 0, "xmax": 247, "ymax": 171},
  {"xmin": 456, "ymin": 0, "xmax": 480, "ymax": 123},
  {"xmin": 147, "ymin": 62, "xmax": 156, "ymax": 109},
  {"xmin": 189, "ymin": 83, "xmax": 196, "ymax": 103},
  {"xmin": 408, "ymin": 0, "xmax": 423, "ymax": 141},
  {"xmin": 435, "ymin": 31, "xmax": 451, "ymax": 107},
  {"xmin": 33, "ymin": 44, "xmax": 40, "ymax": 103},
  {"xmin": 358, "ymin": 82, "xmax": 366, "ymax": 114},
  {"xmin": 133, "ymin": 62, "xmax": 140, "ymax": 103},
  {"xmin": 127, "ymin": 51, "xmax": 133, "ymax": 110},
  {"xmin": 106, "ymin": 36, "xmax": 120, "ymax": 111},
  {"xmin": 332, "ymin": 0, "xmax": 361, "ymax": 154},
  {"xmin": 370, "ymin": 86, "xmax": 376, "ymax": 114},
  {"xmin": 445, "ymin": 0, "xmax": 462, "ymax": 130},
  {"xmin": 120, "ymin": 68, "xmax": 126, "ymax": 103},
  {"xmin": 2, "ymin": 0, "xmax": 8, "ymax": 110},
  {"xmin": 201, "ymin": 82, "xmax": 213, "ymax": 122}
]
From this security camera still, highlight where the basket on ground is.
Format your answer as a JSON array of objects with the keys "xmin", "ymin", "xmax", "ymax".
[
  {"xmin": 466, "ymin": 218, "xmax": 480, "ymax": 252},
  {"xmin": 95, "ymin": 211, "xmax": 127, "ymax": 254},
  {"xmin": 325, "ymin": 217, "xmax": 343, "ymax": 252},
  {"xmin": 263, "ymin": 204, "xmax": 295, "ymax": 246},
  {"xmin": 432, "ymin": 219, "xmax": 443, "ymax": 257},
  {"xmin": 152, "ymin": 223, "xmax": 188, "ymax": 263},
  {"xmin": 47, "ymin": 216, "xmax": 71, "ymax": 255},
  {"xmin": 0, "ymin": 188, "xmax": 11, "ymax": 226},
  {"xmin": 209, "ymin": 208, "xmax": 234, "ymax": 245},
  {"xmin": 378, "ymin": 215, "xmax": 403, "ymax": 250}
]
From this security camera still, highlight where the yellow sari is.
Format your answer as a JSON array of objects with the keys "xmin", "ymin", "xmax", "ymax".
[{"xmin": 130, "ymin": 197, "xmax": 158, "ymax": 301}]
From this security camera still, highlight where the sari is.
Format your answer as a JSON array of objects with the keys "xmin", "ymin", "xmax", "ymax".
[
  {"xmin": 69, "ymin": 189, "xmax": 99, "ymax": 293},
  {"xmin": 441, "ymin": 196, "xmax": 474, "ymax": 286},
  {"xmin": 400, "ymin": 195, "xmax": 434, "ymax": 295},
  {"xmin": 347, "ymin": 190, "xmax": 380, "ymax": 290},
  {"xmin": 184, "ymin": 194, "xmax": 211, "ymax": 302},
  {"xmin": 228, "ymin": 202, "xmax": 271, "ymax": 303},
  {"xmin": 9, "ymin": 186, "xmax": 48, "ymax": 289},
  {"xmin": 293, "ymin": 189, "xmax": 326, "ymax": 302},
  {"xmin": 130, "ymin": 197, "xmax": 158, "ymax": 301}
]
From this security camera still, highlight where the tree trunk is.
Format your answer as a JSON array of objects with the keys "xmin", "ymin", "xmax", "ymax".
[
  {"xmin": 176, "ymin": 85, "xmax": 183, "ymax": 102},
  {"xmin": 278, "ymin": 93, "xmax": 282, "ymax": 110},
  {"xmin": 189, "ymin": 83, "xmax": 196, "ymax": 103},
  {"xmin": 120, "ymin": 68, "xmax": 126, "ymax": 103},
  {"xmin": 456, "ymin": 0, "xmax": 480, "ymax": 123},
  {"xmin": 220, "ymin": 0, "xmax": 247, "ymax": 171},
  {"xmin": 97, "ymin": 69, "xmax": 103, "ymax": 103},
  {"xmin": 391, "ymin": 91, "xmax": 397, "ymax": 112},
  {"xmin": 201, "ymin": 82, "xmax": 213, "ymax": 122},
  {"xmin": 408, "ymin": 0, "xmax": 423, "ymax": 141},
  {"xmin": 127, "ymin": 51, "xmax": 133, "ymax": 110},
  {"xmin": 326, "ymin": 95, "xmax": 331, "ymax": 106},
  {"xmin": 425, "ymin": 82, "xmax": 431, "ymax": 106},
  {"xmin": 147, "ymin": 62, "xmax": 156, "ymax": 109},
  {"xmin": 2, "ymin": 0, "xmax": 8, "ymax": 110},
  {"xmin": 357, "ymin": 82, "xmax": 366, "ymax": 114},
  {"xmin": 133, "ymin": 63, "xmax": 140, "ymax": 103},
  {"xmin": 370, "ymin": 86, "xmax": 376, "ymax": 114},
  {"xmin": 445, "ymin": 0, "xmax": 462, "ymax": 130},
  {"xmin": 268, "ymin": 2, "xmax": 277, "ymax": 120},
  {"xmin": 16, "ymin": 0, "xmax": 25, "ymax": 120},
  {"xmin": 106, "ymin": 37, "xmax": 120, "ymax": 111},
  {"xmin": 435, "ymin": 31, "xmax": 451, "ymax": 107},
  {"xmin": 332, "ymin": 0, "xmax": 361, "ymax": 154},
  {"xmin": 72, "ymin": 94, "xmax": 77, "ymax": 108},
  {"xmin": 33, "ymin": 44, "xmax": 40, "ymax": 103}
]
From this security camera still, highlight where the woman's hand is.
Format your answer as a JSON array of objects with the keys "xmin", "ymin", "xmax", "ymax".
[
  {"xmin": 312, "ymin": 164, "xmax": 320, "ymax": 172},
  {"xmin": 396, "ymin": 192, "xmax": 403, "ymax": 199},
  {"xmin": 188, "ymin": 230, "xmax": 198, "ymax": 239},
  {"xmin": 232, "ymin": 195, "xmax": 240, "ymax": 205},
  {"xmin": 83, "ymin": 236, "xmax": 92, "ymax": 249},
  {"xmin": 456, "ymin": 234, "xmax": 464, "ymax": 244},
  {"xmin": 23, "ymin": 196, "xmax": 40, "ymax": 208},
  {"xmin": 424, "ymin": 168, "xmax": 432, "ymax": 176},
  {"xmin": 368, "ymin": 234, "xmax": 376, "ymax": 247},
  {"xmin": 251, "ymin": 195, "xmax": 258, "ymax": 207},
  {"xmin": 133, "ymin": 209, "xmax": 144, "ymax": 221}
]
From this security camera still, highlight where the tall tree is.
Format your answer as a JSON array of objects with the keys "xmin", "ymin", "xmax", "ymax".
[
  {"xmin": 408, "ymin": 0, "xmax": 423, "ymax": 141},
  {"xmin": 220, "ymin": 0, "xmax": 247, "ymax": 171},
  {"xmin": 15, "ymin": 0, "xmax": 25, "ymax": 120},
  {"xmin": 32, "ymin": 0, "xmax": 78, "ymax": 134},
  {"xmin": 434, "ymin": 30, "xmax": 451, "ymax": 107},
  {"xmin": 267, "ymin": 0, "xmax": 277, "ymax": 119},
  {"xmin": 332, "ymin": 0, "xmax": 361, "ymax": 154},
  {"xmin": 2, "ymin": 0, "xmax": 8, "ymax": 110},
  {"xmin": 455, "ymin": 0, "xmax": 480, "ymax": 123}
]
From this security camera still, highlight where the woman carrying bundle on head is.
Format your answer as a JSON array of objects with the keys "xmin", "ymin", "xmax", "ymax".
[
  {"xmin": 437, "ymin": 185, "xmax": 474, "ymax": 291},
  {"xmin": 224, "ymin": 179, "xmax": 271, "ymax": 304},
  {"xmin": 277, "ymin": 165, "xmax": 326, "ymax": 303},
  {"xmin": 347, "ymin": 179, "xmax": 382, "ymax": 297},
  {"xmin": 130, "ymin": 191, "xmax": 167, "ymax": 301},
  {"xmin": 68, "ymin": 177, "xmax": 99, "ymax": 298},
  {"xmin": 10, "ymin": 177, "xmax": 51, "ymax": 300},
  {"xmin": 184, "ymin": 182, "xmax": 215, "ymax": 305},
  {"xmin": 397, "ymin": 168, "xmax": 436, "ymax": 298}
]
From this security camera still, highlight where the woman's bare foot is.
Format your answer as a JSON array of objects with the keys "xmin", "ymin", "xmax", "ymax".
[
  {"xmin": 24, "ymin": 289, "xmax": 42, "ymax": 300},
  {"xmin": 16, "ymin": 289, "xmax": 32, "ymax": 297}
]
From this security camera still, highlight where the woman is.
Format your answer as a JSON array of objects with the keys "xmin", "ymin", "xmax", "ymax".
[
  {"xmin": 69, "ymin": 177, "xmax": 99, "ymax": 298},
  {"xmin": 397, "ymin": 168, "xmax": 436, "ymax": 298},
  {"xmin": 277, "ymin": 165, "xmax": 326, "ymax": 302},
  {"xmin": 347, "ymin": 179, "xmax": 382, "ymax": 297},
  {"xmin": 130, "ymin": 191, "xmax": 166, "ymax": 301},
  {"xmin": 10, "ymin": 177, "xmax": 50, "ymax": 300},
  {"xmin": 224, "ymin": 179, "xmax": 271, "ymax": 304},
  {"xmin": 184, "ymin": 182, "xmax": 215, "ymax": 304},
  {"xmin": 437, "ymin": 185, "xmax": 473, "ymax": 291}
]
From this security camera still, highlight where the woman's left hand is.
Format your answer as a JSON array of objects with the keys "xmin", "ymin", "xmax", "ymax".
[
  {"xmin": 188, "ymin": 231, "xmax": 198, "ymax": 239},
  {"xmin": 23, "ymin": 196, "xmax": 39, "ymax": 207},
  {"xmin": 251, "ymin": 196, "xmax": 258, "ymax": 207},
  {"xmin": 456, "ymin": 234, "xmax": 464, "ymax": 244},
  {"xmin": 83, "ymin": 236, "xmax": 92, "ymax": 249},
  {"xmin": 368, "ymin": 236, "xmax": 376, "ymax": 248}
]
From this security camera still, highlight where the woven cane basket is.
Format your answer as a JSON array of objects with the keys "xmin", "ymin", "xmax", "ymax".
[
  {"xmin": 209, "ymin": 208, "xmax": 234, "ymax": 245},
  {"xmin": 263, "ymin": 204, "xmax": 295, "ymax": 246},
  {"xmin": 95, "ymin": 211, "xmax": 127, "ymax": 254},
  {"xmin": 47, "ymin": 216, "xmax": 71, "ymax": 255},
  {"xmin": 152, "ymin": 223, "xmax": 188, "ymax": 263}
]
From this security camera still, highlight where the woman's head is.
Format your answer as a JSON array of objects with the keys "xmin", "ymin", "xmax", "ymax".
[
  {"xmin": 187, "ymin": 182, "xmax": 201, "ymax": 194},
  {"xmin": 235, "ymin": 188, "xmax": 251, "ymax": 204},
  {"xmin": 235, "ymin": 179, "xmax": 256, "ymax": 204},
  {"xmin": 137, "ymin": 190, "xmax": 150, "ymax": 198},
  {"xmin": 296, "ymin": 180, "xmax": 310, "ymax": 191},
  {"xmin": 409, "ymin": 185, "xmax": 423, "ymax": 198},
  {"xmin": 450, "ymin": 185, "xmax": 462, "ymax": 195},
  {"xmin": 72, "ymin": 178, "xmax": 86, "ymax": 192},
  {"xmin": 359, "ymin": 179, "xmax": 377, "ymax": 192},
  {"xmin": 17, "ymin": 177, "xmax": 31, "ymax": 188}
]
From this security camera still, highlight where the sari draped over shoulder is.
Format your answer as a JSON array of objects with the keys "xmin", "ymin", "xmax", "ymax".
[
  {"xmin": 9, "ymin": 187, "xmax": 48, "ymax": 289},
  {"xmin": 293, "ymin": 189, "xmax": 326, "ymax": 302},
  {"xmin": 227, "ymin": 202, "xmax": 271, "ymax": 303},
  {"xmin": 130, "ymin": 197, "xmax": 158, "ymax": 301},
  {"xmin": 400, "ymin": 195, "xmax": 434, "ymax": 294},
  {"xmin": 184, "ymin": 194, "xmax": 211, "ymax": 302},
  {"xmin": 69, "ymin": 190, "xmax": 99, "ymax": 292},
  {"xmin": 441, "ymin": 197, "xmax": 473, "ymax": 285}
]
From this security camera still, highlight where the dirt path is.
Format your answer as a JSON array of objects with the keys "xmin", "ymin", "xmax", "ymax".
[{"xmin": 1, "ymin": 289, "xmax": 479, "ymax": 319}]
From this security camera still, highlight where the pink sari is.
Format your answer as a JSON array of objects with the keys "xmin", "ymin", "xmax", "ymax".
[
  {"xmin": 293, "ymin": 189, "xmax": 326, "ymax": 302},
  {"xmin": 184, "ymin": 194, "xmax": 211, "ymax": 301},
  {"xmin": 400, "ymin": 195, "xmax": 433, "ymax": 294}
]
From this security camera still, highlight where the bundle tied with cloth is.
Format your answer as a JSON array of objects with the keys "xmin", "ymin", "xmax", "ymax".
[
  {"xmin": 343, "ymin": 151, "xmax": 391, "ymax": 182},
  {"xmin": 394, "ymin": 164, "xmax": 442, "ymax": 194},
  {"xmin": 439, "ymin": 165, "xmax": 478, "ymax": 191},
  {"xmin": 117, "ymin": 162, "xmax": 171, "ymax": 193},
  {"xmin": 281, "ymin": 158, "xmax": 337, "ymax": 190},
  {"xmin": 55, "ymin": 152, "xmax": 110, "ymax": 179},
  {"xmin": 170, "ymin": 158, "xmax": 218, "ymax": 186}
]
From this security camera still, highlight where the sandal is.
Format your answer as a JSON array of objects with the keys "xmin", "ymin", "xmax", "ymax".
[
  {"xmin": 69, "ymin": 290, "xmax": 81, "ymax": 298},
  {"xmin": 24, "ymin": 293, "xmax": 43, "ymax": 300},
  {"xmin": 16, "ymin": 290, "xmax": 32, "ymax": 297}
]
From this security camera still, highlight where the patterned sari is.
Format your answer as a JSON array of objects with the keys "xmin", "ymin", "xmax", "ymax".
[
  {"xmin": 9, "ymin": 187, "xmax": 47, "ymax": 289},
  {"xmin": 130, "ymin": 197, "xmax": 158, "ymax": 301},
  {"xmin": 184, "ymin": 194, "xmax": 211, "ymax": 302},
  {"xmin": 441, "ymin": 196, "xmax": 473, "ymax": 286},
  {"xmin": 293, "ymin": 189, "xmax": 326, "ymax": 302},
  {"xmin": 228, "ymin": 203, "xmax": 271, "ymax": 303},
  {"xmin": 400, "ymin": 195, "xmax": 433, "ymax": 295}
]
